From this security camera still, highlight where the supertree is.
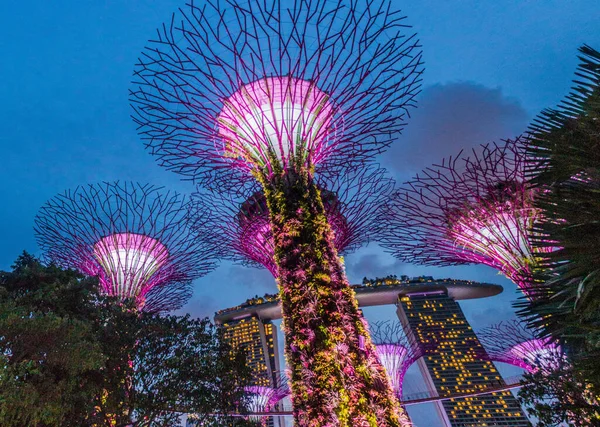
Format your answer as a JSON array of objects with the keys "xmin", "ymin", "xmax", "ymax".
[
  {"xmin": 191, "ymin": 165, "xmax": 394, "ymax": 276},
  {"xmin": 378, "ymin": 138, "xmax": 551, "ymax": 298},
  {"xmin": 244, "ymin": 375, "xmax": 290, "ymax": 426},
  {"xmin": 34, "ymin": 182, "xmax": 215, "ymax": 313},
  {"xmin": 370, "ymin": 321, "xmax": 425, "ymax": 400},
  {"xmin": 130, "ymin": 1, "xmax": 423, "ymax": 425},
  {"xmin": 476, "ymin": 320, "xmax": 563, "ymax": 374}
]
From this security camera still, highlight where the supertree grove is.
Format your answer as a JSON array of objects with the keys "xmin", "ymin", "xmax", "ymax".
[
  {"xmin": 34, "ymin": 182, "xmax": 215, "ymax": 312},
  {"xmin": 191, "ymin": 165, "xmax": 394, "ymax": 276},
  {"xmin": 130, "ymin": 0, "xmax": 423, "ymax": 425},
  {"xmin": 370, "ymin": 321, "xmax": 425, "ymax": 400},
  {"xmin": 476, "ymin": 320, "xmax": 563, "ymax": 373},
  {"xmin": 378, "ymin": 138, "xmax": 550, "ymax": 297}
]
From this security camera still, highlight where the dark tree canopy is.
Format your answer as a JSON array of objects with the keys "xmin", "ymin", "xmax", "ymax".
[
  {"xmin": 518, "ymin": 352, "xmax": 600, "ymax": 426},
  {"xmin": 0, "ymin": 252, "xmax": 254, "ymax": 427},
  {"xmin": 519, "ymin": 45, "xmax": 600, "ymax": 392}
]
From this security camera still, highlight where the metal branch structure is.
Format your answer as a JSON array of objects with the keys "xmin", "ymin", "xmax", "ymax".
[
  {"xmin": 244, "ymin": 375, "xmax": 290, "ymax": 426},
  {"xmin": 131, "ymin": 0, "xmax": 422, "ymax": 187},
  {"xmin": 370, "ymin": 321, "xmax": 424, "ymax": 400},
  {"xmin": 191, "ymin": 165, "xmax": 394, "ymax": 276},
  {"xmin": 34, "ymin": 182, "xmax": 215, "ymax": 313},
  {"xmin": 476, "ymin": 320, "xmax": 563, "ymax": 374},
  {"xmin": 130, "ymin": 1, "xmax": 422, "ymax": 425},
  {"xmin": 379, "ymin": 138, "xmax": 552, "ymax": 297}
]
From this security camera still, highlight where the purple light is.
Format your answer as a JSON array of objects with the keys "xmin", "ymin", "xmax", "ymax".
[
  {"xmin": 244, "ymin": 383, "xmax": 289, "ymax": 423},
  {"xmin": 34, "ymin": 182, "xmax": 215, "ymax": 312},
  {"xmin": 371, "ymin": 322, "xmax": 425, "ymax": 399},
  {"xmin": 217, "ymin": 77, "xmax": 336, "ymax": 173},
  {"xmin": 131, "ymin": 0, "xmax": 423, "ymax": 187},
  {"xmin": 191, "ymin": 165, "xmax": 394, "ymax": 276},
  {"xmin": 235, "ymin": 190, "xmax": 348, "ymax": 275},
  {"xmin": 92, "ymin": 233, "xmax": 169, "ymax": 304},
  {"xmin": 379, "ymin": 138, "xmax": 551, "ymax": 296},
  {"xmin": 376, "ymin": 344, "xmax": 411, "ymax": 398},
  {"xmin": 508, "ymin": 339, "xmax": 562, "ymax": 373},
  {"xmin": 477, "ymin": 320, "xmax": 563, "ymax": 373}
]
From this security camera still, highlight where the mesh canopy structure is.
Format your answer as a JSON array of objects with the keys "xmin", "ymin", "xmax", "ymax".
[
  {"xmin": 379, "ymin": 138, "xmax": 552, "ymax": 296},
  {"xmin": 130, "ymin": 1, "xmax": 422, "ymax": 424},
  {"xmin": 131, "ymin": 0, "xmax": 423, "ymax": 186},
  {"xmin": 476, "ymin": 320, "xmax": 563, "ymax": 373},
  {"xmin": 245, "ymin": 378, "xmax": 289, "ymax": 410},
  {"xmin": 191, "ymin": 165, "xmax": 394, "ymax": 275},
  {"xmin": 35, "ymin": 182, "xmax": 215, "ymax": 312},
  {"xmin": 371, "ymin": 321, "xmax": 425, "ymax": 399}
]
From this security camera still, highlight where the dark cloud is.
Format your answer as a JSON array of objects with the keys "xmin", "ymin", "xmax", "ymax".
[
  {"xmin": 345, "ymin": 252, "xmax": 406, "ymax": 283},
  {"xmin": 382, "ymin": 82, "xmax": 529, "ymax": 179}
]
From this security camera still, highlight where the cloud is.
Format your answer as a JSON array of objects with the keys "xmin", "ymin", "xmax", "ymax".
[
  {"xmin": 345, "ymin": 251, "xmax": 406, "ymax": 283},
  {"xmin": 382, "ymin": 81, "xmax": 529, "ymax": 179}
]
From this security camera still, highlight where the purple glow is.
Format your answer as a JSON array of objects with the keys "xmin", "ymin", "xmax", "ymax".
[
  {"xmin": 131, "ymin": 0, "xmax": 422, "ymax": 187},
  {"xmin": 371, "ymin": 322, "xmax": 425, "ymax": 399},
  {"xmin": 446, "ymin": 197, "xmax": 551, "ymax": 293},
  {"xmin": 191, "ymin": 165, "xmax": 394, "ymax": 276},
  {"xmin": 34, "ymin": 182, "xmax": 215, "ymax": 312},
  {"xmin": 477, "ymin": 320, "xmax": 563, "ymax": 373},
  {"xmin": 508, "ymin": 339, "xmax": 563, "ymax": 373},
  {"xmin": 92, "ymin": 233, "xmax": 168, "ymax": 304},
  {"xmin": 380, "ymin": 138, "xmax": 552, "ymax": 296},
  {"xmin": 244, "ymin": 385, "xmax": 289, "ymax": 418},
  {"xmin": 218, "ymin": 77, "xmax": 335, "ymax": 173},
  {"xmin": 375, "ymin": 344, "xmax": 412, "ymax": 398},
  {"xmin": 236, "ymin": 190, "xmax": 349, "ymax": 275}
]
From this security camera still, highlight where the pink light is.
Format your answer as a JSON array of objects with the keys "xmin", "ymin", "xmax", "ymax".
[
  {"xmin": 376, "ymin": 344, "xmax": 412, "ymax": 398},
  {"xmin": 237, "ymin": 190, "xmax": 348, "ymax": 276},
  {"xmin": 447, "ymin": 192, "xmax": 553, "ymax": 295},
  {"xmin": 508, "ymin": 339, "xmax": 563, "ymax": 373},
  {"xmin": 218, "ymin": 77, "xmax": 335, "ymax": 172},
  {"xmin": 92, "ymin": 233, "xmax": 169, "ymax": 304},
  {"xmin": 244, "ymin": 385, "xmax": 289, "ymax": 417}
]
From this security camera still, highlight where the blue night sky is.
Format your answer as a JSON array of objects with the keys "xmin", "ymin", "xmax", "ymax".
[{"xmin": 1, "ymin": 1, "xmax": 598, "ymax": 425}]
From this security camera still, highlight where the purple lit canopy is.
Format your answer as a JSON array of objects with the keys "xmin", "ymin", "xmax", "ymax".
[
  {"xmin": 371, "ymin": 321, "xmax": 425, "ymax": 399},
  {"xmin": 191, "ymin": 165, "xmax": 394, "ymax": 275},
  {"xmin": 378, "ymin": 138, "xmax": 551, "ymax": 296},
  {"xmin": 34, "ymin": 182, "xmax": 216, "ymax": 312},
  {"xmin": 130, "ymin": 0, "xmax": 423, "ymax": 186},
  {"xmin": 476, "ymin": 320, "xmax": 563, "ymax": 373}
]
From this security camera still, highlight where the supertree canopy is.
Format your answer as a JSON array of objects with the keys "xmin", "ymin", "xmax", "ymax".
[
  {"xmin": 191, "ymin": 165, "xmax": 394, "ymax": 276},
  {"xmin": 130, "ymin": 1, "xmax": 422, "ymax": 425},
  {"xmin": 370, "ymin": 321, "xmax": 425, "ymax": 400},
  {"xmin": 244, "ymin": 376, "xmax": 290, "ymax": 425},
  {"xmin": 476, "ymin": 320, "xmax": 563, "ymax": 374},
  {"xmin": 34, "ymin": 182, "xmax": 215, "ymax": 312},
  {"xmin": 131, "ymin": 0, "xmax": 422, "ymax": 185},
  {"xmin": 379, "ymin": 138, "xmax": 550, "ymax": 297}
]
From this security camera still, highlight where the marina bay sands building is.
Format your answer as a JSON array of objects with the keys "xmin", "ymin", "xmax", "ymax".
[
  {"xmin": 397, "ymin": 290, "xmax": 530, "ymax": 426},
  {"xmin": 215, "ymin": 277, "xmax": 531, "ymax": 426}
]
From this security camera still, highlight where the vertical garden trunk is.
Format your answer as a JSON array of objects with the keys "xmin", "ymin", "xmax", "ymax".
[{"xmin": 259, "ymin": 168, "xmax": 409, "ymax": 427}]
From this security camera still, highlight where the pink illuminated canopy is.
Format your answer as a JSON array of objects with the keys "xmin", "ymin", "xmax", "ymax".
[
  {"xmin": 217, "ymin": 76, "xmax": 335, "ymax": 172},
  {"xmin": 92, "ymin": 232, "xmax": 169, "ymax": 305},
  {"xmin": 244, "ymin": 385, "xmax": 289, "ymax": 418},
  {"xmin": 508, "ymin": 339, "xmax": 563, "ymax": 373}
]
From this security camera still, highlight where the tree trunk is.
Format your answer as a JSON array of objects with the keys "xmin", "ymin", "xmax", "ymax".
[{"xmin": 259, "ymin": 168, "xmax": 410, "ymax": 427}]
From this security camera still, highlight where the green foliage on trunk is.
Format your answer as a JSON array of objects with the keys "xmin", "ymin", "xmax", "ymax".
[{"xmin": 257, "ymin": 168, "xmax": 408, "ymax": 427}]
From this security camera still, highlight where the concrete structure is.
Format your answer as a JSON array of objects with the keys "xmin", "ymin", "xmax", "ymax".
[{"xmin": 397, "ymin": 290, "xmax": 531, "ymax": 426}]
